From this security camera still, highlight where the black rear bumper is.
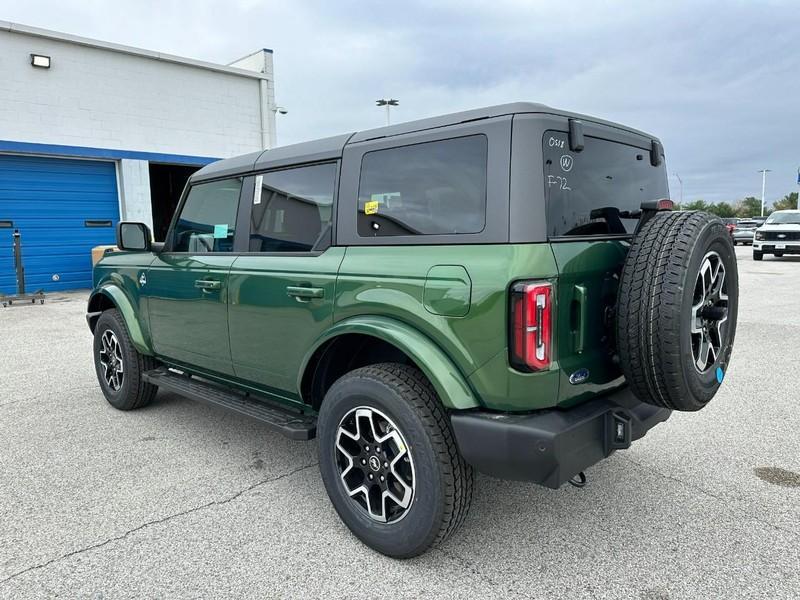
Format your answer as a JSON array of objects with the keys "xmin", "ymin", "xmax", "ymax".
[{"xmin": 450, "ymin": 388, "xmax": 671, "ymax": 489}]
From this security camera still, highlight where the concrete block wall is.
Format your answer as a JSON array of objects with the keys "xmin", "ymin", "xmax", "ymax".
[
  {"xmin": 0, "ymin": 22, "xmax": 276, "ymax": 227},
  {"xmin": 0, "ymin": 26, "xmax": 269, "ymax": 158}
]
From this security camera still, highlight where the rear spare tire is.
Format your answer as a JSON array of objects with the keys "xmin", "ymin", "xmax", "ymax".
[{"xmin": 616, "ymin": 211, "xmax": 738, "ymax": 411}]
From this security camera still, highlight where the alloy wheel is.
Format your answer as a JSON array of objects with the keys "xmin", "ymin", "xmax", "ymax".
[
  {"xmin": 334, "ymin": 406, "xmax": 415, "ymax": 523},
  {"xmin": 690, "ymin": 251, "xmax": 728, "ymax": 372},
  {"xmin": 99, "ymin": 329, "xmax": 125, "ymax": 391}
]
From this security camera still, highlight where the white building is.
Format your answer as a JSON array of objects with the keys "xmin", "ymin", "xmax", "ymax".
[{"xmin": 0, "ymin": 21, "xmax": 276, "ymax": 292}]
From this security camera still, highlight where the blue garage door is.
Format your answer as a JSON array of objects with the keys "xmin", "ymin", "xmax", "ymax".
[{"xmin": 0, "ymin": 155, "xmax": 120, "ymax": 293}]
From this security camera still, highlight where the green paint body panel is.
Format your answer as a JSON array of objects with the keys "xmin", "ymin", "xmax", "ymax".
[
  {"xmin": 228, "ymin": 248, "xmax": 346, "ymax": 395},
  {"xmin": 299, "ymin": 315, "xmax": 479, "ymax": 410},
  {"xmin": 90, "ymin": 252, "xmax": 154, "ymax": 355},
  {"xmin": 335, "ymin": 244, "xmax": 560, "ymax": 411},
  {"xmin": 89, "ymin": 240, "xmax": 628, "ymax": 413},
  {"xmin": 550, "ymin": 240, "xmax": 628, "ymax": 407},
  {"xmin": 423, "ymin": 265, "xmax": 472, "ymax": 317},
  {"xmin": 146, "ymin": 253, "xmax": 238, "ymax": 376}
]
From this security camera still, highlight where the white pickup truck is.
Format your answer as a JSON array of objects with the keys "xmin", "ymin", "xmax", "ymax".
[{"xmin": 753, "ymin": 210, "xmax": 800, "ymax": 260}]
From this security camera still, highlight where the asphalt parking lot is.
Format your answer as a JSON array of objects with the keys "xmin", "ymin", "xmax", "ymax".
[{"xmin": 1, "ymin": 245, "xmax": 799, "ymax": 599}]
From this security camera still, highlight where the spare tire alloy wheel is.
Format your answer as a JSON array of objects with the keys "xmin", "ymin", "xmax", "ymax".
[
  {"xmin": 335, "ymin": 406, "xmax": 415, "ymax": 523},
  {"xmin": 616, "ymin": 211, "xmax": 738, "ymax": 412},
  {"xmin": 691, "ymin": 252, "xmax": 728, "ymax": 372}
]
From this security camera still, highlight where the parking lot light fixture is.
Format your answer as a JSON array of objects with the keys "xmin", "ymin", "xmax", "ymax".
[{"xmin": 376, "ymin": 99, "xmax": 399, "ymax": 126}]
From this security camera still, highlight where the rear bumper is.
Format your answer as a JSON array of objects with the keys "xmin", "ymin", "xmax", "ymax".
[{"xmin": 450, "ymin": 387, "xmax": 671, "ymax": 489}]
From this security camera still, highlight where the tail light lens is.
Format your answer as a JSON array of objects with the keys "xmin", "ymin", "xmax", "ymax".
[
  {"xmin": 510, "ymin": 281, "xmax": 553, "ymax": 371},
  {"xmin": 655, "ymin": 198, "xmax": 674, "ymax": 211}
]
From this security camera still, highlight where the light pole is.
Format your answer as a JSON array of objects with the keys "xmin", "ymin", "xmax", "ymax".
[
  {"xmin": 376, "ymin": 99, "xmax": 399, "ymax": 126},
  {"xmin": 673, "ymin": 172, "xmax": 683, "ymax": 206},
  {"xmin": 758, "ymin": 169, "xmax": 771, "ymax": 216}
]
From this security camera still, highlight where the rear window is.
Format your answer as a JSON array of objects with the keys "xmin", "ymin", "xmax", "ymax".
[
  {"xmin": 357, "ymin": 135, "xmax": 488, "ymax": 237},
  {"xmin": 543, "ymin": 131, "xmax": 668, "ymax": 238}
]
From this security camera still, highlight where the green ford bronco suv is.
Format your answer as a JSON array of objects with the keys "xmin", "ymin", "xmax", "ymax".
[{"xmin": 88, "ymin": 103, "xmax": 738, "ymax": 557}]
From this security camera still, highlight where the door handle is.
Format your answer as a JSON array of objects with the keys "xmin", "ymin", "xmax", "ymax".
[
  {"xmin": 194, "ymin": 279, "xmax": 222, "ymax": 291},
  {"xmin": 286, "ymin": 286, "xmax": 324, "ymax": 300}
]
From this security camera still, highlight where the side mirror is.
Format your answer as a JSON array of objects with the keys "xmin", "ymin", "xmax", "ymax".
[{"xmin": 117, "ymin": 222, "xmax": 152, "ymax": 251}]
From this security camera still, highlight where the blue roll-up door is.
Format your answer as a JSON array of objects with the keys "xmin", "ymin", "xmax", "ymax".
[{"xmin": 0, "ymin": 155, "xmax": 120, "ymax": 293}]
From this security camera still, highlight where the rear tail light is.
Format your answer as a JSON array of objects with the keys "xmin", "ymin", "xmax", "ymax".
[
  {"xmin": 655, "ymin": 198, "xmax": 674, "ymax": 211},
  {"xmin": 510, "ymin": 281, "xmax": 553, "ymax": 371}
]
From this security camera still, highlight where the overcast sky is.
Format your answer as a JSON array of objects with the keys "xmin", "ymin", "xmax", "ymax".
[{"xmin": 3, "ymin": 0, "xmax": 799, "ymax": 204}]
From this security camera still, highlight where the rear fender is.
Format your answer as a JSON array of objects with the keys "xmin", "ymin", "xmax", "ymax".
[{"xmin": 299, "ymin": 316, "xmax": 481, "ymax": 410}]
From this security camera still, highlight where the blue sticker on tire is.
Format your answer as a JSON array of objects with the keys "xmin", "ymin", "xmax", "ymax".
[{"xmin": 716, "ymin": 367, "xmax": 724, "ymax": 383}]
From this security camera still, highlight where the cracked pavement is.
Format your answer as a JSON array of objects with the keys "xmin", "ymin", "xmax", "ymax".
[{"xmin": 1, "ymin": 246, "xmax": 798, "ymax": 599}]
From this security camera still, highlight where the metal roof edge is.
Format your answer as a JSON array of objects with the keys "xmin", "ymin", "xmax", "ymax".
[{"xmin": 0, "ymin": 20, "xmax": 269, "ymax": 80}]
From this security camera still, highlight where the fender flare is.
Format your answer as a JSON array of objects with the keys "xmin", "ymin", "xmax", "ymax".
[
  {"xmin": 298, "ymin": 315, "xmax": 481, "ymax": 410},
  {"xmin": 88, "ymin": 283, "xmax": 152, "ymax": 355}
]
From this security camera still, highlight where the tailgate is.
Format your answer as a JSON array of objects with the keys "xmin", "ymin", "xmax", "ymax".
[{"xmin": 552, "ymin": 240, "xmax": 627, "ymax": 407}]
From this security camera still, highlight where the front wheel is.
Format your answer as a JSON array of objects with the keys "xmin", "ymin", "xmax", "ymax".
[
  {"xmin": 775, "ymin": 252, "xmax": 784, "ymax": 257},
  {"xmin": 753, "ymin": 251, "xmax": 763, "ymax": 261},
  {"xmin": 93, "ymin": 309, "xmax": 157, "ymax": 410},
  {"xmin": 317, "ymin": 363, "xmax": 473, "ymax": 558}
]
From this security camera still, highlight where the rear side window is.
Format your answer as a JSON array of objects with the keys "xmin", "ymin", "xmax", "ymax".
[
  {"xmin": 250, "ymin": 163, "xmax": 337, "ymax": 252},
  {"xmin": 172, "ymin": 178, "xmax": 242, "ymax": 252},
  {"xmin": 543, "ymin": 131, "xmax": 668, "ymax": 237},
  {"xmin": 357, "ymin": 135, "xmax": 488, "ymax": 236}
]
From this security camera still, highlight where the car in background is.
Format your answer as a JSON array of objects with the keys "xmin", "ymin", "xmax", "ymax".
[
  {"xmin": 722, "ymin": 217, "xmax": 738, "ymax": 237},
  {"xmin": 732, "ymin": 219, "xmax": 758, "ymax": 245},
  {"xmin": 753, "ymin": 210, "xmax": 800, "ymax": 260}
]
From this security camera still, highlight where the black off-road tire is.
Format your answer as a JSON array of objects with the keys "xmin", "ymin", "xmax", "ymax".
[
  {"xmin": 616, "ymin": 211, "xmax": 738, "ymax": 411},
  {"xmin": 753, "ymin": 251, "xmax": 763, "ymax": 261},
  {"xmin": 317, "ymin": 363, "xmax": 473, "ymax": 558},
  {"xmin": 93, "ymin": 309, "xmax": 158, "ymax": 410},
  {"xmin": 774, "ymin": 252, "xmax": 784, "ymax": 257}
]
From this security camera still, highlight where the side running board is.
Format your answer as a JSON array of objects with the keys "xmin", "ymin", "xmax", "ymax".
[{"xmin": 142, "ymin": 368, "xmax": 316, "ymax": 440}]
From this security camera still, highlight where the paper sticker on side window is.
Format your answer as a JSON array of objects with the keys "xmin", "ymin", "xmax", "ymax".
[
  {"xmin": 213, "ymin": 224, "xmax": 228, "ymax": 238},
  {"xmin": 364, "ymin": 200, "xmax": 379, "ymax": 215}
]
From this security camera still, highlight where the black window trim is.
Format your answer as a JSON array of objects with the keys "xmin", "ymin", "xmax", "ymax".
[
  {"xmin": 162, "ymin": 174, "xmax": 249, "ymax": 255},
  {"xmin": 355, "ymin": 133, "xmax": 489, "ymax": 238},
  {"xmin": 336, "ymin": 116, "xmax": 512, "ymax": 247},
  {"xmin": 542, "ymin": 129, "xmax": 668, "ymax": 242},
  {"xmin": 234, "ymin": 159, "xmax": 341, "ymax": 257}
]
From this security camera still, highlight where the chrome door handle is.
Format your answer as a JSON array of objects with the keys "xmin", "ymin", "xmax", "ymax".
[
  {"xmin": 194, "ymin": 279, "xmax": 222, "ymax": 291},
  {"xmin": 286, "ymin": 286, "xmax": 324, "ymax": 300}
]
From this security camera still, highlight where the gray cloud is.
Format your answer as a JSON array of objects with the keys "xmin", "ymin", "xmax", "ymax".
[{"xmin": 4, "ymin": 0, "xmax": 799, "ymax": 203}]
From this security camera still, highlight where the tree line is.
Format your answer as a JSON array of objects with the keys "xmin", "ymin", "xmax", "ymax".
[{"xmin": 675, "ymin": 192, "xmax": 798, "ymax": 218}]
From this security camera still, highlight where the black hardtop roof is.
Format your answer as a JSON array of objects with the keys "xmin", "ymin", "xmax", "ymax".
[{"xmin": 192, "ymin": 102, "xmax": 659, "ymax": 182}]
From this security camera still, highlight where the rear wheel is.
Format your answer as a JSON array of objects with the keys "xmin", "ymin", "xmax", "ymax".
[
  {"xmin": 93, "ymin": 309, "xmax": 157, "ymax": 410},
  {"xmin": 775, "ymin": 252, "xmax": 784, "ymax": 257},
  {"xmin": 317, "ymin": 363, "xmax": 473, "ymax": 558},
  {"xmin": 616, "ymin": 211, "xmax": 738, "ymax": 411}
]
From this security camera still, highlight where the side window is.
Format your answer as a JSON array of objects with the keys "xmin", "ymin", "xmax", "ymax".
[
  {"xmin": 172, "ymin": 178, "xmax": 242, "ymax": 253},
  {"xmin": 357, "ymin": 135, "xmax": 488, "ymax": 237},
  {"xmin": 249, "ymin": 163, "xmax": 337, "ymax": 253}
]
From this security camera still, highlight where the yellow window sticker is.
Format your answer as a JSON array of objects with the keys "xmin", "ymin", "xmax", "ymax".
[{"xmin": 364, "ymin": 200, "xmax": 379, "ymax": 215}]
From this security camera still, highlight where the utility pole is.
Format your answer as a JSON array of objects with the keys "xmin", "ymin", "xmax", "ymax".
[
  {"xmin": 376, "ymin": 99, "xmax": 399, "ymax": 126},
  {"xmin": 673, "ymin": 172, "xmax": 683, "ymax": 206},
  {"xmin": 759, "ymin": 169, "xmax": 771, "ymax": 216}
]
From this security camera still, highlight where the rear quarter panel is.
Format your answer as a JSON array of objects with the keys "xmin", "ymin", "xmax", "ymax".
[{"xmin": 335, "ymin": 244, "xmax": 560, "ymax": 411}]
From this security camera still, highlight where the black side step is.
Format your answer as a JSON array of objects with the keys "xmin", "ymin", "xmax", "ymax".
[{"xmin": 143, "ymin": 368, "xmax": 316, "ymax": 440}]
